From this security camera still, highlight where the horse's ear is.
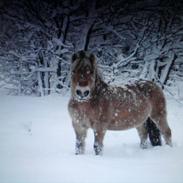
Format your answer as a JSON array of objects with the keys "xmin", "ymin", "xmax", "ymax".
[
  {"xmin": 71, "ymin": 53, "xmax": 77, "ymax": 63},
  {"xmin": 90, "ymin": 53, "xmax": 96, "ymax": 65}
]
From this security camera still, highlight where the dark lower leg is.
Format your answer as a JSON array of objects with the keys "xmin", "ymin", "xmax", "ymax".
[{"xmin": 93, "ymin": 129, "xmax": 106, "ymax": 155}]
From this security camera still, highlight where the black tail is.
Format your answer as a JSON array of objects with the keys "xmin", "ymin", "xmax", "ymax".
[{"xmin": 146, "ymin": 118, "xmax": 162, "ymax": 146}]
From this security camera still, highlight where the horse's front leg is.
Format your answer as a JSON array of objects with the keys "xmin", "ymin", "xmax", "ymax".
[
  {"xmin": 93, "ymin": 129, "xmax": 106, "ymax": 155},
  {"xmin": 73, "ymin": 123, "xmax": 88, "ymax": 155}
]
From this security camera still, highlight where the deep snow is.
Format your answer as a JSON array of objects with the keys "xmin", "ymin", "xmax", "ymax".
[{"xmin": 0, "ymin": 94, "xmax": 183, "ymax": 183}]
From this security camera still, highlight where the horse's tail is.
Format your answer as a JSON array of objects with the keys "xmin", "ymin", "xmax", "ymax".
[{"xmin": 146, "ymin": 118, "xmax": 162, "ymax": 146}]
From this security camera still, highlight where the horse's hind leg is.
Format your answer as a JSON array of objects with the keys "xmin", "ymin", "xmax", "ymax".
[
  {"xmin": 150, "ymin": 113, "xmax": 172, "ymax": 146},
  {"xmin": 136, "ymin": 123, "xmax": 148, "ymax": 149}
]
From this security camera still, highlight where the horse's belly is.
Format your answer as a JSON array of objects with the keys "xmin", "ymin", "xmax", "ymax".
[
  {"xmin": 107, "ymin": 102, "xmax": 151, "ymax": 130},
  {"xmin": 108, "ymin": 117, "xmax": 146, "ymax": 130}
]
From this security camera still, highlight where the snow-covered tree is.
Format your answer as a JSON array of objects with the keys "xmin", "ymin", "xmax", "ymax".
[{"xmin": 0, "ymin": 0, "xmax": 183, "ymax": 97}]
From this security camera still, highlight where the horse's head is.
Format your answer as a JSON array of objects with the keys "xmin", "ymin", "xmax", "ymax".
[{"xmin": 70, "ymin": 50, "xmax": 96, "ymax": 101}]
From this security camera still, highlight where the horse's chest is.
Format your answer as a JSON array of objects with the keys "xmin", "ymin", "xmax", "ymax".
[
  {"xmin": 85, "ymin": 104, "xmax": 103, "ymax": 122},
  {"xmin": 71, "ymin": 102, "xmax": 101, "ymax": 128}
]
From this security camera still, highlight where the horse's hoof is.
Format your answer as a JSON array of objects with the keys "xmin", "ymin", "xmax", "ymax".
[
  {"xmin": 140, "ymin": 142, "xmax": 148, "ymax": 149},
  {"xmin": 94, "ymin": 144, "xmax": 103, "ymax": 155},
  {"xmin": 166, "ymin": 140, "xmax": 173, "ymax": 147},
  {"xmin": 95, "ymin": 150, "xmax": 103, "ymax": 155},
  {"xmin": 75, "ymin": 148, "xmax": 85, "ymax": 155},
  {"xmin": 75, "ymin": 151, "xmax": 84, "ymax": 155},
  {"xmin": 95, "ymin": 151, "xmax": 103, "ymax": 155}
]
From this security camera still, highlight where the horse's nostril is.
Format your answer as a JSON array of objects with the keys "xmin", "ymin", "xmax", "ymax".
[
  {"xmin": 76, "ymin": 90, "xmax": 82, "ymax": 97},
  {"xmin": 84, "ymin": 90, "xmax": 90, "ymax": 97}
]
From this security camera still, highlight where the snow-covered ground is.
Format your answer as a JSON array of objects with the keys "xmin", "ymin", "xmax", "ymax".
[{"xmin": 0, "ymin": 93, "xmax": 183, "ymax": 183}]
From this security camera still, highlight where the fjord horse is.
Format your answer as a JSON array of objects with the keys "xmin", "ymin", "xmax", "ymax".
[{"xmin": 68, "ymin": 50, "xmax": 172, "ymax": 155}]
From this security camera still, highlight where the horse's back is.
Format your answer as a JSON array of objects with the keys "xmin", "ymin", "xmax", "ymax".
[{"xmin": 135, "ymin": 80, "xmax": 166, "ymax": 116}]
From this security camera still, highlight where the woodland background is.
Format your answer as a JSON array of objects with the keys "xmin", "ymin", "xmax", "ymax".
[{"xmin": 0, "ymin": 0, "xmax": 183, "ymax": 98}]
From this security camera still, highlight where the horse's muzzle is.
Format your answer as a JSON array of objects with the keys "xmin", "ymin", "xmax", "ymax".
[{"xmin": 75, "ymin": 86, "xmax": 90, "ymax": 101}]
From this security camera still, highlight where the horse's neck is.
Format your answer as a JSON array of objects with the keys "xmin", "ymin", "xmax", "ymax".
[{"xmin": 95, "ymin": 75, "xmax": 108, "ymax": 92}]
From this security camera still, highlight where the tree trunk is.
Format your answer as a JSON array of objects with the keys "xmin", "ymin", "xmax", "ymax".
[
  {"xmin": 76, "ymin": 0, "xmax": 96, "ymax": 51},
  {"xmin": 37, "ymin": 71, "xmax": 44, "ymax": 97},
  {"xmin": 159, "ymin": 53, "xmax": 176, "ymax": 86}
]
